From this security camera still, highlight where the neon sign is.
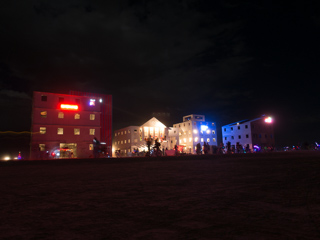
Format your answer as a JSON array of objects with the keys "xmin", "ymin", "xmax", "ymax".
[{"xmin": 60, "ymin": 104, "xmax": 79, "ymax": 110}]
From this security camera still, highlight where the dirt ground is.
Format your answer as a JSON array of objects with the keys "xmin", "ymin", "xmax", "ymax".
[{"xmin": 1, "ymin": 151, "xmax": 320, "ymax": 239}]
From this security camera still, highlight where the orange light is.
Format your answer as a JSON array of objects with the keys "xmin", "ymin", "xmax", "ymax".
[{"xmin": 60, "ymin": 104, "xmax": 79, "ymax": 110}]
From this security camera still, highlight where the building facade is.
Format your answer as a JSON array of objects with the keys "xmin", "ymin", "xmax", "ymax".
[
  {"xmin": 30, "ymin": 91, "xmax": 110, "ymax": 159},
  {"xmin": 172, "ymin": 114, "xmax": 218, "ymax": 154},
  {"xmin": 112, "ymin": 117, "xmax": 171, "ymax": 157},
  {"xmin": 221, "ymin": 116, "xmax": 275, "ymax": 152}
]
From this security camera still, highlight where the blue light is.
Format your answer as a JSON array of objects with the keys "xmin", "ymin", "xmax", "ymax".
[{"xmin": 201, "ymin": 125, "xmax": 208, "ymax": 131}]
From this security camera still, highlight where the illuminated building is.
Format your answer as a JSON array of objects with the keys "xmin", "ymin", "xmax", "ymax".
[
  {"xmin": 171, "ymin": 114, "xmax": 218, "ymax": 154},
  {"xmin": 113, "ymin": 117, "xmax": 170, "ymax": 157},
  {"xmin": 221, "ymin": 115, "xmax": 275, "ymax": 152},
  {"xmin": 30, "ymin": 91, "xmax": 111, "ymax": 159}
]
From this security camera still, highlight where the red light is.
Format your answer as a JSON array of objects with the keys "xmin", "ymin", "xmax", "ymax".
[{"xmin": 60, "ymin": 104, "xmax": 79, "ymax": 110}]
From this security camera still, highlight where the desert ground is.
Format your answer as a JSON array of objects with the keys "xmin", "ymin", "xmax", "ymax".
[{"xmin": 1, "ymin": 151, "xmax": 320, "ymax": 239}]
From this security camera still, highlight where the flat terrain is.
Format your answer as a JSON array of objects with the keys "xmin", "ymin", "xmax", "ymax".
[{"xmin": 1, "ymin": 152, "xmax": 320, "ymax": 239}]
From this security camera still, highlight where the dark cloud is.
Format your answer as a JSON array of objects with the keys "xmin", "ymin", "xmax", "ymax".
[{"xmin": 0, "ymin": 0, "xmax": 319, "ymax": 147}]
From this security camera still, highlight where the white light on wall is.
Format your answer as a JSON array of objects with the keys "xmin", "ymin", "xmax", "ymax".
[
  {"xmin": 99, "ymin": 98, "xmax": 103, "ymax": 103},
  {"xmin": 201, "ymin": 125, "xmax": 208, "ymax": 131},
  {"xmin": 193, "ymin": 129, "xmax": 198, "ymax": 134}
]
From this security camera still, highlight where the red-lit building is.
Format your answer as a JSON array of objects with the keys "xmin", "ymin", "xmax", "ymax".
[{"xmin": 30, "ymin": 91, "xmax": 112, "ymax": 159}]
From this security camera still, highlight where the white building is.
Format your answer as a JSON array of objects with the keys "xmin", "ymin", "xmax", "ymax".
[
  {"xmin": 112, "ymin": 117, "xmax": 173, "ymax": 157},
  {"xmin": 171, "ymin": 114, "xmax": 218, "ymax": 154},
  {"xmin": 222, "ymin": 115, "xmax": 275, "ymax": 152}
]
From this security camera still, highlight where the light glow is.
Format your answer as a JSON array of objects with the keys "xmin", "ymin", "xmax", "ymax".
[
  {"xmin": 264, "ymin": 117, "xmax": 273, "ymax": 123},
  {"xmin": 89, "ymin": 99, "xmax": 96, "ymax": 106},
  {"xmin": 60, "ymin": 104, "xmax": 79, "ymax": 110},
  {"xmin": 201, "ymin": 125, "xmax": 208, "ymax": 131}
]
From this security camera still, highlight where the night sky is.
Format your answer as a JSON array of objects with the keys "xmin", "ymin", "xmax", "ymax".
[{"xmin": 0, "ymin": 0, "xmax": 319, "ymax": 154}]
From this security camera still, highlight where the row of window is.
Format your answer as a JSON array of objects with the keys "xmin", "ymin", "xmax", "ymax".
[
  {"xmin": 39, "ymin": 127, "xmax": 95, "ymax": 135},
  {"xmin": 114, "ymin": 137, "xmax": 216, "ymax": 145},
  {"xmin": 177, "ymin": 130, "xmax": 216, "ymax": 135},
  {"xmin": 224, "ymin": 134, "xmax": 273, "ymax": 140},
  {"xmin": 224, "ymin": 125, "xmax": 248, "ymax": 132},
  {"xmin": 174, "ymin": 122, "xmax": 215, "ymax": 128},
  {"xmin": 40, "ymin": 111, "xmax": 96, "ymax": 120},
  {"xmin": 41, "ymin": 95, "xmax": 102, "ymax": 105},
  {"xmin": 115, "ymin": 129, "xmax": 134, "ymax": 136}
]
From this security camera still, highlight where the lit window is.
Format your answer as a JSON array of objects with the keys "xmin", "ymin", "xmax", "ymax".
[
  {"xmin": 207, "ymin": 138, "xmax": 210, "ymax": 142},
  {"xmin": 40, "ymin": 111, "xmax": 47, "ymax": 118},
  {"xmin": 115, "ymin": 142, "xmax": 117, "ymax": 145},
  {"xmin": 193, "ymin": 129, "xmax": 198, "ymax": 134},
  {"xmin": 115, "ymin": 133, "xmax": 117, "ymax": 136},
  {"xmin": 118, "ymin": 141, "xmax": 120, "ymax": 145},
  {"xmin": 206, "ymin": 130, "xmax": 210, "ymax": 134},
  {"xmin": 89, "ymin": 99, "xmax": 96, "ymax": 106},
  {"xmin": 40, "ymin": 127, "xmax": 46, "ymax": 134},
  {"xmin": 99, "ymin": 98, "xmax": 103, "ymax": 103},
  {"xmin": 183, "ymin": 138, "xmax": 186, "ymax": 143},
  {"xmin": 41, "ymin": 95, "xmax": 47, "ymax": 101},
  {"xmin": 121, "ymin": 132, "xmax": 123, "ymax": 135},
  {"xmin": 125, "ymin": 131, "xmax": 127, "ymax": 134},
  {"xmin": 58, "ymin": 112, "xmax": 64, "ymax": 118},
  {"xmin": 201, "ymin": 138, "xmax": 204, "ymax": 142},
  {"xmin": 134, "ymin": 139, "xmax": 137, "ymax": 143},
  {"xmin": 90, "ymin": 114, "xmax": 95, "ymax": 120},
  {"xmin": 75, "ymin": 113, "xmax": 80, "ymax": 119},
  {"xmin": 74, "ymin": 128, "xmax": 80, "ymax": 135},
  {"xmin": 39, "ymin": 144, "xmax": 45, "ymax": 151},
  {"xmin": 57, "ymin": 128, "xmax": 63, "ymax": 135},
  {"xmin": 179, "ymin": 140, "xmax": 182, "ymax": 144},
  {"xmin": 189, "ymin": 138, "xmax": 192, "ymax": 142},
  {"xmin": 195, "ymin": 137, "xmax": 198, "ymax": 142},
  {"xmin": 128, "ymin": 130, "xmax": 131, "ymax": 134},
  {"xmin": 128, "ymin": 139, "xmax": 130, "ymax": 143},
  {"xmin": 212, "ymin": 130, "xmax": 215, "ymax": 134},
  {"xmin": 89, "ymin": 144, "xmax": 93, "ymax": 150},
  {"xmin": 124, "ymin": 140, "xmax": 127, "ymax": 144},
  {"xmin": 213, "ymin": 138, "xmax": 216, "ymax": 142},
  {"xmin": 121, "ymin": 141, "xmax": 123, "ymax": 144},
  {"xmin": 90, "ymin": 129, "xmax": 95, "ymax": 135}
]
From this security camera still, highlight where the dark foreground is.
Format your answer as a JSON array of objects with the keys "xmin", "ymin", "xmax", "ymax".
[{"xmin": 1, "ymin": 152, "xmax": 320, "ymax": 239}]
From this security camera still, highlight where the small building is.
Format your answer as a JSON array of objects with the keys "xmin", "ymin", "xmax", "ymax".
[
  {"xmin": 30, "ymin": 91, "xmax": 112, "ymax": 159},
  {"xmin": 171, "ymin": 114, "xmax": 218, "ymax": 154},
  {"xmin": 112, "ymin": 117, "xmax": 171, "ymax": 157},
  {"xmin": 221, "ymin": 115, "xmax": 275, "ymax": 152}
]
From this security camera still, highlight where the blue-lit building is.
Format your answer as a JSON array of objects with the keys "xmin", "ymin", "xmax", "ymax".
[
  {"xmin": 222, "ymin": 115, "xmax": 275, "ymax": 152},
  {"xmin": 171, "ymin": 114, "xmax": 217, "ymax": 154}
]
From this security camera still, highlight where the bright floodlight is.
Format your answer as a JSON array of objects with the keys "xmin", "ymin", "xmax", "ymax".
[
  {"xmin": 265, "ymin": 117, "xmax": 273, "ymax": 123},
  {"xmin": 201, "ymin": 125, "xmax": 208, "ymax": 131},
  {"xmin": 3, "ymin": 156, "xmax": 10, "ymax": 161}
]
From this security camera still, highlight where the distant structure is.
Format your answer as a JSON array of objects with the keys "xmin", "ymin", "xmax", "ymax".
[
  {"xmin": 113, "ymin": 117, "xmax": 171, "ymax": 157},
  {"xmin": 30, "ymin": 91, "xmax": 112, "ymax": 159},
  {"xmin": 171, "ymin": 114, "xmax": 218, "ymax": 154},
  {"xmin": 221, "ymin": 115, "xmax": 275, "ymax": 152}
]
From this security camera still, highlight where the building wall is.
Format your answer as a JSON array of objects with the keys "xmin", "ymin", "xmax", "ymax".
[
  {"xmin": 222, "ymin": 122, "xmax": 253, "ymax": 150},
  {"xmin": 30, "ymin": 91, "xmax": 101, "ymax": 159},
  {"xmin": 172, "ymin": 114, "xmax": 218, "ymax": 154}
]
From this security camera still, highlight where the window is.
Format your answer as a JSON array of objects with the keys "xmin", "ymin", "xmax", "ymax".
[
  {"xmin": 206, "ymin": 130, "xmax": 210, "ymax": 134},
  {"xmin": 115, "ymin": 142, "xmax": 117, "ymax": 146},
  {"xmin": 90, "ymin": 129, "xmax": 95, "ymax": 135},
  {"xmin": 134, "ymin": 129, "xmax": 137, "ymax": 133},
  {"xmin": 207, "ymin": 138, "xmax": 210, "ymax": 142},
  {"xmin": 59, "ymin": 97, "xmax": 64, "ymax": 103},
  {"xmin": 212, "ymin": 123, "xmax": 215, "ymax": 126},
  {"xmin": 245, "ymin": 125, "xmax": 248, "ymax": 129},
  {"xmin": 134, "ymin": 139, "xmax": 138, "ymax": 143},
  {"xmin": 74, "ymin": 128, "xmax": 80, "ymax": 135},
  {"xmin": 90, "ymin": 114, "xmax": 95, "ymax": 120},
  {"xmin": 89, "ymin": 99, "xmax": 96, "ymax": 106},
  {"xmin": 75, "ymin": 113, "xmax": 80, "ymax": 119},
  {"xmin": 128, "ymin": 130, "xmax": 131, "ymax": 134},
  {"xmin": 124, "ymin": 140, "xmax": 126, "ymax": 144},
  {"xmin": 212, "ymin": 130, "xmax": 215, "ymax": 134},
  {"xmin": 39, "ymin": 144, "xmax": 45, "ymax": 151},
  {"xmin": 121, "ymin": 141, "xmax": 123, "ymax": 144},
  {"xmin": 128, "ymin": 139, "xmax": 131, "ymax": 143},
  {"xmin": 125, "ymin": 131, "xmax": 127, "ymax": 134},
  {"xmin": 40, "ymin": 111, "xmax": 47, "ymax": 118},
  {"xmin": 238, "ymin": 126, "xmax": 240, "ymax": 130},
  {"xmin": 189, "ymin": 130, "xmax": 191, "ymax": 134},
  {"xmin": 195, "ymin": 137, "xmax": 198, "ymax": 142},
  {"xmin": 115, "ymin": 133, "xmax": 117, "ymax": 137},
  {"xmin": 224, "ymin": 128, "xmax": 226, "ymax": 132},
  {"xmin": 40, "ymin": 127, "xmax": 46, "ymax": 134},
  {"xmin": 246, "ymin": 134, "xmax": 249, "ymax": 138},
  {"xmin": 238, "ymin": 135, "xmax": 241, "ymax": 139},
  {"xmin": 58, "ymin": 112, "xmax": 64, "ymax": 118},
  {"xmin": 121, "ymin": 131, "xmax": 123, "ymax": 135},
  {"xmin": 57, "ymin": 128, "xmax": 63, "ymax": 135},
  {"xmin": 41, "ymin": 95, "xmax": 47, "ymax": 101},
  {"xmin": 189, "ymin": 138, "xmax": 192, "ymax": 142},
  {"xmin": 89, "ymin": 144, "xmax": 93, "ymax": 150},
  {"xmin": 225, "ymin": 137, "xmax": 227, "ymax": 140},
  {"xmin": 231, "ymin": 136, "xmax": 234, "ymax": 140},
  {"xmin": 201, "ymin": 138, "xmax": 204, "ymax": 142},
  {"xmin": 193, "ymin": 130, "xmax": 198, "ymax": 134},
  {"xmin": 231, "ymin": 127, "xmax": 233, "ymax": 131},
  {"xmin": 213, "ymin": 138, "xmax": 216, "ymax": 142}
]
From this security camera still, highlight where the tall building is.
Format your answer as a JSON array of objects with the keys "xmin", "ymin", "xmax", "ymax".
[
  {"xmin": 171, "ymin": 114, "xmax": 218, "ymax": 154},
  {"xmin": 30, "ymin": 91, "xmax": 111, "ymax": 159},
  {"xmin": 221, "ymin": 115, "xmax": 275, "ymax": 152}
]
